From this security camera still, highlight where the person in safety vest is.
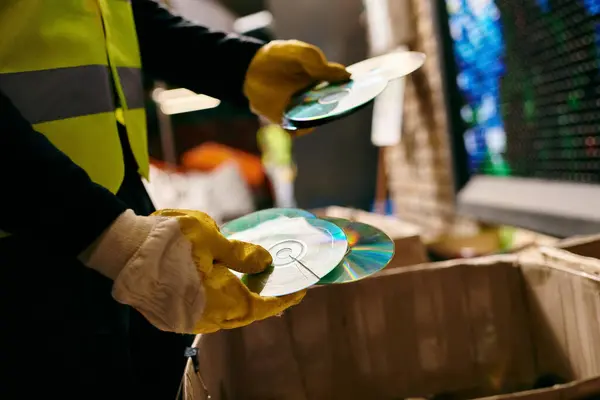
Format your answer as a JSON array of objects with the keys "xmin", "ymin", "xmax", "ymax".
[{"xmin": 0, "ymin": 1, "xmax": 349, "ymax": 398}]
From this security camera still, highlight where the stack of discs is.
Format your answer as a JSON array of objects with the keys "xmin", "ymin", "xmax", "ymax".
[
  {"xmin": 220, "ymin": 208, "xmax": 395, "ymax": 297},
  {"xmin": 317, "ymin": 217, "xmax": 395, "ymax": 285},
  {"xmin": 282, "ymin": 51, "xmax": 426, "ymax": 131}
]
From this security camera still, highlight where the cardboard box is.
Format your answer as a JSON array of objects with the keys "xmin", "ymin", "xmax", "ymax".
[
  {"xmin": 311, "ymin": 206, "xmax": 429, "ymax": 269},
  {"xmin": 555, "ymin": 234, "xmax": 600, "ymax": 261},
  {"xmin": 184, "ymin": 250, "xmax": 600, "ymax": 400}
]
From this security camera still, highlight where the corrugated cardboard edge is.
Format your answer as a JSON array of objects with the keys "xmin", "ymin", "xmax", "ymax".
[
  {"xmin": 183, "ymin": 335, "xmax": 209, "ymax": 400},
  {"xmin": 530, "ymin": 246, "xmax": 600, "ymax": 280},
  {"xmin": 374, "ymin": 253, "xmax": 518, "ymax": 276},
  {"xmin": 555, "ymin": 234, "xmax": 600, "ymax": 260}
]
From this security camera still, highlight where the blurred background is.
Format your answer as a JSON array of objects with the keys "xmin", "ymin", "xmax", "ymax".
[{"xmin": 145, "ymin": 0, "xmax": 600, "ymax": 261}]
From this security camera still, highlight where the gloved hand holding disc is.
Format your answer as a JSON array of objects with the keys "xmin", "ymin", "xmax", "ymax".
[
  {"xmin": 282, "ymin": 51, "xmax": 426, "ymax": 130},
  {"xmin": 221, "ymin": 208, "xmax": 348, "ymax": 297},
  {"xmin": 221, "ymin": 209, "xmax": 397, "ymax": 296}
]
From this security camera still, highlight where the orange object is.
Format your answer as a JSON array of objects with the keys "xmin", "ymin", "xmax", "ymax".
[{"xmin": 182, "ymin": 142, "xmax": 266, "ymax": 188}]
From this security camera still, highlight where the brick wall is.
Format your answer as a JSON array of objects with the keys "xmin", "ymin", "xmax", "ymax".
[{"xmin": 384, "ymin": 0, "xmax": 479, "ymax": 240}]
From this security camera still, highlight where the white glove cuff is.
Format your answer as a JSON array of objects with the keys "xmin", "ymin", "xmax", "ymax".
[
  {"xmin": 82, "ymin": 209, "xmax": 206, "ymax": 333},
  {"xmin": 113, "ymin": 217, "xmax": 206, "ymax": 333},
  {"xmin": 82, "ymin": 209, "xmax": 158, "ymax": 280}
]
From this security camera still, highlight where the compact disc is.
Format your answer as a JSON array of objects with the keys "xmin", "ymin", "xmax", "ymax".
[
  {"xmin": 220, "ymin": 208, "xmax": 316, "ymax": 236},
  {"xmin": 347, "ymin": 51, "xmax": 426, "ymax": 81},
  {"xmin": 318, "ymin": 217, "xmax": 395, "ymax": 285},
  {"xmin": 225, "ymin": 217, "xmax": 348, "ymax": 297},
  {"xmin": 283, "ymin": 74, "xmax": 388, "ymax": 129}
]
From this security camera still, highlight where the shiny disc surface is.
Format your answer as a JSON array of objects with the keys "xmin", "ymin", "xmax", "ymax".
[
  {"xmin": 225, "ymin": 216, "xmax": 348, "ymax": 297},
  {"xmin": 347, "ymin": 51, "xmax": 426, "ymax": 81},
  {"xmin": 283, "ymin": 74, "xmax": 388, "ymax": 128},
  {"xmin": 220, "ymin": 208, "xmax": 316, "ymax": 236},
  {"xmin": 318, "ymin": 217, "xmax": 395, "ymax": 285}
]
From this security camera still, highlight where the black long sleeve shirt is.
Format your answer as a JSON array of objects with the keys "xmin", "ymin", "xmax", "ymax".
[{"xmin": 0, "ymin": 0, "xmax": 264, "ymax": 257}]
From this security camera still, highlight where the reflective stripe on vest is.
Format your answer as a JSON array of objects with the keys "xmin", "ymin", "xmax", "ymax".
[
  {"xmin": 0, "ymin": 66, "xmax": 145, "ymax": 124},
  {"xmin": 0, "ymin": 0, "xmax": 149, "ymax": 195}
]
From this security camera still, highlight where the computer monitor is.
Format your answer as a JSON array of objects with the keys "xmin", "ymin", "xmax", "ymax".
[{"xmin": 434, "ymin": 0, "xmax": 600, "ymax": 237}]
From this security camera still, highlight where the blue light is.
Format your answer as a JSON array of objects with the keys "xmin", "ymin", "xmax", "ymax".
[
  {"xmin": 445, "ymin": 0, "xmax": 506, "ymax": 175},
  {"xmin": 584, "ymin": 0, "xmax": 600, "ymax": 16},
  {"xmin": 535, "ymin": 0, "xmax": 550, "ymax": 13}
]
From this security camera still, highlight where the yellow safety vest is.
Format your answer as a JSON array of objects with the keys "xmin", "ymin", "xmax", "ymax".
[{"xmin": 0, "ymin": 0, "xmax": 150, "ymax": 195}]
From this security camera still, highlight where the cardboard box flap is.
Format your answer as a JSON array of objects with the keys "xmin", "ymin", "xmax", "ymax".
[
  {"xmin": 374, "ymin": 253, "xmax": 518, "ymax": 277},
  {"xmin": 533, "ymin": 246, "xmax": 600, "ymax": 280},
  {"xmin": 519, "ymin": 249, "xmax": 600, "ymax": 382},
  {"xmin": 555, "ymin": 234, "xmax": 600, "ymax": 259}
]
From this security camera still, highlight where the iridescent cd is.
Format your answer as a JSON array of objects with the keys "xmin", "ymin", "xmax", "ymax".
[
  {"xmin": 220, "ymin": 208, "xmax": 316, "ymax": 236},
  {"xmin": 346, "ymin": 51, "xmax": 426, "ymax": 81},
  {"xmin": 318, "ymin": 217, "xmax": 395, "ymax": 285},
  {"xmin": 225, "ymin": 217, "xmax": 348, "ymax": 297},
  {"xmin": 283, "ymin": 74, "xmax": 388, "ymax": 129}
]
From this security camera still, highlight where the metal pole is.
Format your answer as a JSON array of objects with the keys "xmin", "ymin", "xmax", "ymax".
[{"xmin": 154, "ymin": 81, "xmax": 178, "ymax": 166}]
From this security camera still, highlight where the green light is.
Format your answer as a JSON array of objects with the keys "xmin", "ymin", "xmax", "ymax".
[
  {"xmin": 524, "ymin": 99, "xmax": 535, "ymax": 119},
  {"xmin": 568, "ymin": 91, "xmax": 580, "ymax": 109}
]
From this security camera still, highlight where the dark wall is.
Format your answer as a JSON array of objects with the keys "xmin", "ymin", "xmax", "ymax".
[{"xmin": 267, "ymin": 0, "xmax": 378, "ymax": 210}]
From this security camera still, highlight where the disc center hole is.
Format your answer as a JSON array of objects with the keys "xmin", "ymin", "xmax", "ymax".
[
  {"xmin": 276, "ymin": 248, "xmax": 293, "ymax": 259},
  {"xmin": 318, "ymin": 89, "xmax": 350, "ymax": 104}
]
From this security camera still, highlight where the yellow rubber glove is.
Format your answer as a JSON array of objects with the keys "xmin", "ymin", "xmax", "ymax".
[
  {"xmin": 155, "ymin": 209, "xmax": 306, "ymax": 333},
  {"xmin": 244, "ymin": 40, "xmax": 351, "ymax": 135},
  {"xmin": 82, "ymin": 209, "xmax": 305, "ymax": 334}
]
